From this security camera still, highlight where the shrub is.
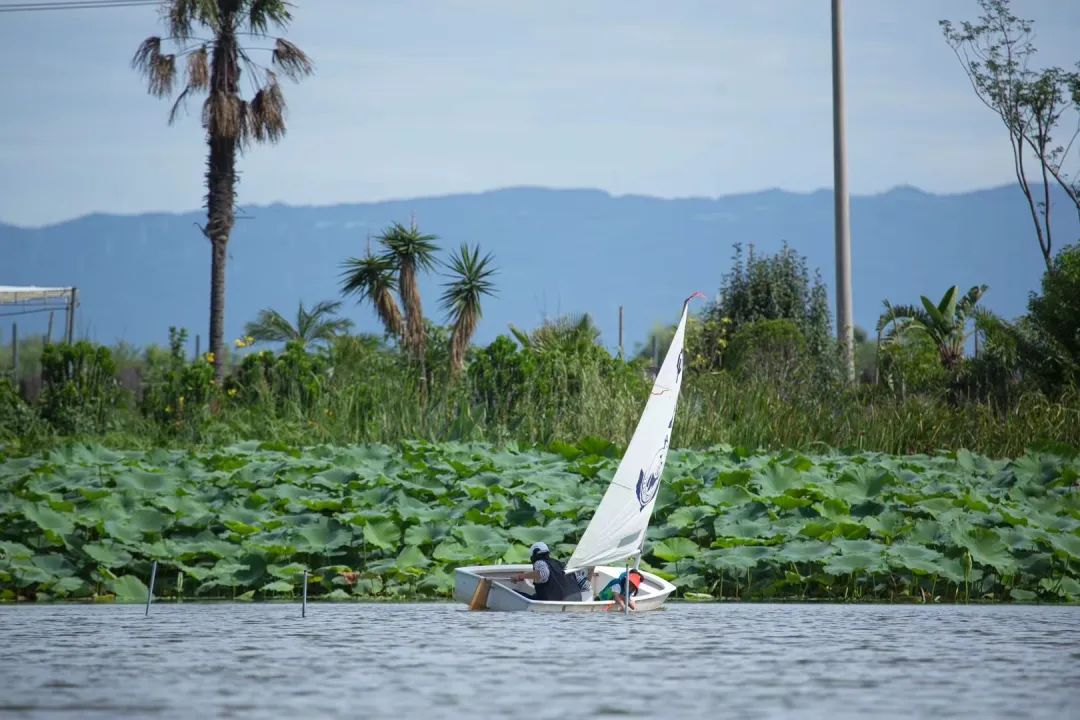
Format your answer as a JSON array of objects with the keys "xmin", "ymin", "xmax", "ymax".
[{"xmin": 38, "ymin": 342, "xmax": 121, "ymax": 434}]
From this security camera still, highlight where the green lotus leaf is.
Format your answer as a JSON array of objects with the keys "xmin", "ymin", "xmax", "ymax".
[
  {"xmin": 501, "ymin": 545, "xmax": 532, "ymax": 564},
  {"xmin": 772, "ymin": 494, "xmax": 813, "ymax": 510},
  {"xmin": 753, "ymin": 465, "xmax": 802, "ymax": 497},
  {"xmin": 651, "ymin": 537, "xmax": 700, "ymax": 562},
  {"xmin": 362, "ymin": 519, "xmax": 401, "ymax": 550},
  {"xmin": 103, "ymin": 518, "xmax": 143, "ymax": 544},
  {"xmin": 454, "ymin": 524, "xmax": 508, "ymax": 550},
  {"xmin": 432, "ymin": 540, "xmax": 475, "ymax": 563},
  {"xmin": 887, "ymin": 544, "xmax": 945, "ymax": 575},
  {"xmin": 1038, "ymin": 531, "xmax": 1080, "ymax": 560},
  {"xmin": 22, "ymin": 503, "xmax": 74, "ymax": 537},
  {"xmin": 908, "ymin": 519, "xmax": 943, "ymax": 545},
  {"xmin": 262, "ymin": 580, "xmax": 294, "ymax": 593},
  {"xmin": 322, "ymin": 588, "xmax": 350, "ymax": 601},
  {"xmin": 774, "ymin": 541, "xmax": 835, "ymax": 563},
  {"xmin": 80, "ymin": 542, "xmax": 129, "ymax": 568},
  {"xmin": 703, "ymin": 545, "xmax": 774, "ymax": 571},
  {"xmin": 30, "ymin": 553, "xmax": 76, "ymax": 577},
  {"xmin": 952, "ymin": 528, "xmax": 1017, "ymax": 575},
  {"xmin": 107, "ymin": 575, "xmax": 150, "ymax": 602},
  {"xmin": 714, "ymin": 516, "xmax": 776, "ymax": 539},
  {"xmin": 507, "ymin": 526, "xmax": 557, "ymax": 546},
  {"xmin": 699, "ymin": 485, "xmax": 755, "ymax": 507},
  {"xmin": 418, "ymin": 569, "xmax": 454, "ymax": 594},
  {"xmin": 130, "ymin": 508, "xmax": 169, "ymax": 534},
  {"xmin": 832, "ymin": 468, "xmax": 894, "ymax": 503},
  {"xmin": 116, "ymin": 471, "xmax": 176, "ymax": 494},
  {"xmin": 50, "ymin": 576, "xmax": 86, "ymax": 596},
  {"xmin": 1009, "ymin": 588, "xmax": 1037, "ymax": 601},
  {"xmin": 395, "ymin": 545, "xmax": 430, "ymax": 570},
  {"xmin": 224, "ymin": 520, "xmax": 260, "ymax": 536},
  {"xmin": 861, "ymin": 510, "xmax": 909, "ymax": 541},
  {"xmin": 799, "ymin": 520, "xmax": 833, "ymax": 539},
  {"xmin": 663, "ymin": 506, "xmax": 712, "ymax": 529},
  {"xmin": 267, "ymin": 563, "xmax": 307, "ymax": 579},
  {"xmin": 0, "ymin": 541, "xmax": 33, "ymax": 562},
  {"xmin": 917, "ymin": 497, "xmax": 956, "ymax": 516},
  {"xmin": 403, "ymin": 522, "xmax": 450, "ymax": 547},
  {"xmin": 1039, "ymin": 576, "xmax": 1080, "ymax": 599},
  {"xmin": 823, "ymin": 553, "xmax": 887, "ymax": 576}
]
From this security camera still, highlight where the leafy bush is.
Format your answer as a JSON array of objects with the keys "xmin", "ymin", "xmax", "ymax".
[
  {"xmin": 228, "ymin": 341, "xmax": 327, "ymax": 411},
  {"xmin": 724, "ymin": 319, "xmax": 806, "ymax": 382},
  {"xmin": 140, "ymin": 328, "xmax": 216, "ymax": 429},
  {"xmin": 1027, "ymin": 243, "xmax": 1080, "ymax": 383},
  {"xmin": 701, "ymin": 242, "xmax": 832, "ymax": 368},
  {"xmin": 38, "ymin": 342, "xmax": 121, "ymax": 434},
  {"xmin": 0, "ymin": 378, "xmax": 43, "ymax": 444}
]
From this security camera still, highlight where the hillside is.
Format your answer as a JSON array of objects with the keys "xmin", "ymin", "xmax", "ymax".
[{"xmin": 1, "ymin": 184, "xmax": 1076, "ymax": 354}]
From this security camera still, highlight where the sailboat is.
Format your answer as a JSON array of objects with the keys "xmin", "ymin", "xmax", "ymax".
[{"xmin": 454, "ymin": 294, "xmax": 700, "ymax": 612}]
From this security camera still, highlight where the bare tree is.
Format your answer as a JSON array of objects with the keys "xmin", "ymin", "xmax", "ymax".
[{"xmin": 942, "ymin": 0, "xmax": 1080, "ymax": 271}]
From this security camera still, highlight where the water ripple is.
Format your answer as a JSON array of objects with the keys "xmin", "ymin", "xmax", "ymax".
[{"xmin": 0, "ymin": 603, "xmax": 1077, "ymax": 719}]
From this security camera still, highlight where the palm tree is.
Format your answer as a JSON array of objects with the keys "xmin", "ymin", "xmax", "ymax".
[
  {"xmin": 244, "ymin": 300, "xmax": 352, "ymax": 350},
  {"xmin": 133, "ymin": 1, "xmax": 313, "ymax": 379},
  {"xmin": 877, "ymin": 285, "xmax": 987, "ymax": 375},
  {"xmin": 510, "ymin": 314, "xmax": 602, "ymax": 355},
  {"xmin": 378, "ymin": 222, "xmax": 439, "ymax": 364},
  {"xmin": 339, "ymin": 253, "xmax": 404, "ymax": 341},
  {"xmin": 440, "ymin": 244, "xmax": 497, "ymax": 376}
]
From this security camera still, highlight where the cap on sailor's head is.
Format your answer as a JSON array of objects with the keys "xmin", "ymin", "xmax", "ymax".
[{"xmin": 529, "ymin": 541, "xmax": 549, "ymax": 557}]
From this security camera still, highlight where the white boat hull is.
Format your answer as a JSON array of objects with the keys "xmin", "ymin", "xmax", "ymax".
[{"xmin": 454, "ymin": 564, "xmax": 676, "ymax": 612}]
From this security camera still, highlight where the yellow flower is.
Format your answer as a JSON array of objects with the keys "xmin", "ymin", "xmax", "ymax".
[
  {"xmin": 234, "ymin": 338, "xmax": 245, "ymax": 349},
  {"xmin": 204, "ymin": 351, "xmax": 215, "ymax": 363},
  {"xmin": 227, "ymin": 388, "xmax": 238, "ymax": 397}
]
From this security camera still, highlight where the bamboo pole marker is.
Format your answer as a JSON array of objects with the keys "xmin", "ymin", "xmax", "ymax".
[
  {"xmin": 468, "ymin": 578, "xmax": 492, "ymax": 611},
  {"xmin": 302, "ymin": 570, "xmax": 308, "ymax": 617},
  {"xmin": 145, "ymin": 560, "xmax": 158, "ymax": 616}
]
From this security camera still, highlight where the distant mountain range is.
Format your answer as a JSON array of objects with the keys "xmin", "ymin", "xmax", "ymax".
[{"xmin": 2, "ymin": 185, "xmax": 1077, "ymax": 356}]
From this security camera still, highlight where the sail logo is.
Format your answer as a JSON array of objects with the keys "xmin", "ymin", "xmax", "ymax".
[{"xmin": 636, "ymin": 445, "xmax": 667, "ymax": 510}]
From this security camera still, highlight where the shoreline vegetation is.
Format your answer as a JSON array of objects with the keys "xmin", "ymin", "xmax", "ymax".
[
  {"xmin": 2, "ymin": 240, "xmax": 1079, "ymax": 606},
  {"xmin": 1, "ymin": 440, "xmax": 1077, "ymax": 605}
]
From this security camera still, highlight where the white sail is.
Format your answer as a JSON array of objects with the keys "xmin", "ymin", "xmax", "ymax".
[{"xmin": 566, "ymin": 299, "xmax": 693, "ymax": 571}]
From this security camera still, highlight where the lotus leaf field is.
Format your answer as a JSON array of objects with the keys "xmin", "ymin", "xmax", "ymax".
[{"xmin": 1, "ymin": 440, "xmax": 1078, "ymax": 603}]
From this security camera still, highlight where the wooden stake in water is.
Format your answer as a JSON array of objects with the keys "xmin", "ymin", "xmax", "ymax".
[
  {"xmin": 145, "ymin": 560, "xmax": 158, "ymax": 616},
  {"xmin": 302, "ymin": 570, "xmax": 308, "ymax": 618}
]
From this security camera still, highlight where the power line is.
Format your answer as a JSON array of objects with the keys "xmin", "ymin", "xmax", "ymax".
[{"xmin": 0, "ymin": 0, "xmax": 159, "ymax": 12}]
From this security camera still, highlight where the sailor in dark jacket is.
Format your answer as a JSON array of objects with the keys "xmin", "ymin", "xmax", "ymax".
[{"xmin": 512, "ymin": 541, "xmax": 576, "ymax": 601}]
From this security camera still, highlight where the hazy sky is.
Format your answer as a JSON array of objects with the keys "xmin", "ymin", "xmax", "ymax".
[{"xmin": 1, "ymin": 0, "xmax": 1078, "ymax": 227}]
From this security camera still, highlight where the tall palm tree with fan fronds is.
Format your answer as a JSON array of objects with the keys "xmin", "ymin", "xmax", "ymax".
[
  {"xmin": 339, "ymin": 253, "xmax": 404, "ymax": 341},
  {"xmin": 440, "ymin": 244, "xmax": 497, "ymax": 376},
  {"xmin": 378, "ymin": 222, "xmax": 439, "ymax": 364},
  {"xmin": 243, "ymin": 300, "xmax": 352, "ymax": 351},
  {"xmin": 133, "ymin": 1, "xmax": 313, "ymax": 379}
]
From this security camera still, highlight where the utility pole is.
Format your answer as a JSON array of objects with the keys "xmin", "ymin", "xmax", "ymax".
[
  {"xmin": 832, "ymin": 0, "xmax": 855, "ymax": 382},
  {"xmin": 618, "ymin": 306, "xmax": 624, "ymax": 359}
]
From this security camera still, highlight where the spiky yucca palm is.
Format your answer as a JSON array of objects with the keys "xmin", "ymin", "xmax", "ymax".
[
  {"xmin": 440, "ymin": 244, "xmax": 497, "ymax": 376},
  {"xmin": 244, "ymin": 300, "xmax": 352, "ymax": 350},
  {"xmin": 339, "ymin": 253, "xmax": 404, "ymax": 341},
  {"xmin": 133, "ymin": 0, "xmax": 313, "ymax": 379},
  {"xmin": 378, "ymin": 223, "xmax": 439, "ymax": 364}
]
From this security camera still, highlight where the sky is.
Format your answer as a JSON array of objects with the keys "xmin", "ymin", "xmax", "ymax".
[{"xmin": 0, "ymin": 0, "xmax": 1078, "ymax": 227}]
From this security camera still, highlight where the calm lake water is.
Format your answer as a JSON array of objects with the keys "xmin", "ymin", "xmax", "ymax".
[{"xmin": 0, "ymin": 603, "xmax": 1077, "ymax": 719}]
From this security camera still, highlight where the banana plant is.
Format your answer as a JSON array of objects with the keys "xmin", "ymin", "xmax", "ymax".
[{"xmin": 877, "ymin": 285, "xmax": 988, "ymax": 374}]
